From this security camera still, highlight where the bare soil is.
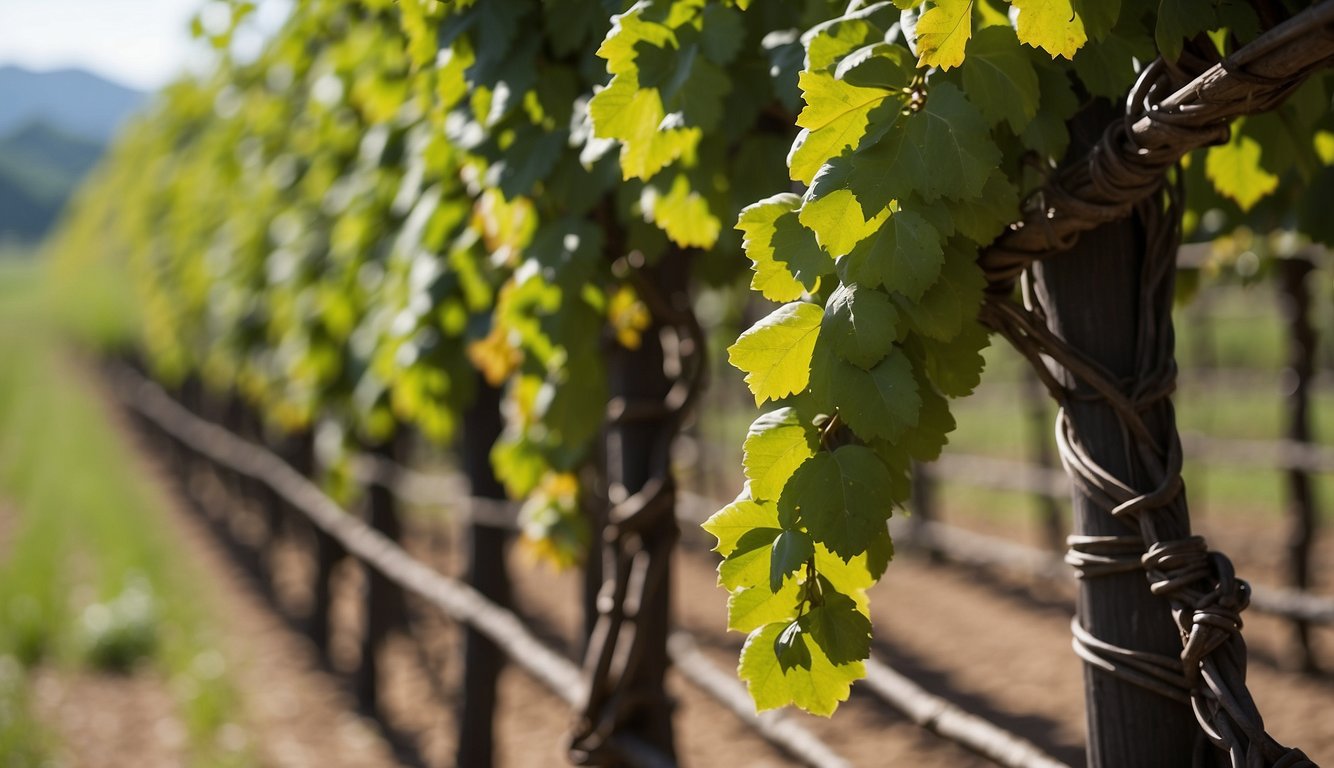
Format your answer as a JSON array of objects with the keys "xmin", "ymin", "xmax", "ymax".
[
  {"xmin": 30, "ymin": 666, "xmax": 188, "ymax": 768},
  {"xmin": 108, "ymin": 408, "xmax": 1334, "ymax": 767}
]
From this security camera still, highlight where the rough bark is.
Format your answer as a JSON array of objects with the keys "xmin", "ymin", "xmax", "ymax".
[{"xmin": 1028, "ymin": 105, "xmax": 1203, "ymax": 767}]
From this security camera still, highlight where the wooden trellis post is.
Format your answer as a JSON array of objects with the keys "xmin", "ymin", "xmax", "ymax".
[
  {"xmin": 355, "ymin": 430, "xmax": 407, "ymax": 714},
  {"xmin": 1278, "ymin": 254, "xmax": 1320, "ymax": 672},
  {"xmin": 458, "ymin": 378, "xmax": 512, "ymax": 768}
]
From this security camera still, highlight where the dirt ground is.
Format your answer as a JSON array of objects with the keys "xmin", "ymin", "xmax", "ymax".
[
  {"xmin": 184, "ymin": 485, "xmax": 1334, "ymax": 766},
  {"xmin": 76, "ymin": 404, "xmax": 1334, "ymax": 768}
]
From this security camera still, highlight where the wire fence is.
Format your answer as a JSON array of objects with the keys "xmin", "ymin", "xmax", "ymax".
[{"xmin": 108, "ymin": 361, "xmax": 1078, "ymax": 768}]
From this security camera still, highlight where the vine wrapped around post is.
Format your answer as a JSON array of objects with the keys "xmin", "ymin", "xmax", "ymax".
[
  {"xmin": 981, "ymin": 166, "xmax": 1312, "ymax": 768},
  {"xmin": 572, "ymin": 258, "xmax": 706, "ymax": 766}
]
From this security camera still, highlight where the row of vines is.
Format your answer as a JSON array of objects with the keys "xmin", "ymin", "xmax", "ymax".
[{"xmin": 52, "ymin": 0, "xmax": 1334, "ymax": 764}]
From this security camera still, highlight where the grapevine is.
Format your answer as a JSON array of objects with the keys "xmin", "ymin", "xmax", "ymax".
[{"xmin": 51, "ymin": 0, "xmax": 1334, "ymax": 730}]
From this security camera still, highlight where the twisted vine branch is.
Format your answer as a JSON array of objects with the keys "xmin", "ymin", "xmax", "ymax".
[
  {"xmin": 969, "ymin": 7, "xmax": 1334, "ymax": 765},
  {"xmin": 979, "ymin": 105, "xmax": 1317, "ymax": 768},
  {"xmin": 570, "ymin": 264, "xmax": 708, "ymax": 767},
  {"xmin": 980, "ymin": 0, "xmax": 1334, "ymax": 292}
]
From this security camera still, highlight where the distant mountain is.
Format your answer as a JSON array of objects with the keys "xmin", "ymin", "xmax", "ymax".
[
  {"xmin": 0, "ymin": 120, "xmax": 107, "ymax": 242},
  {"xmin": 0, "ymin": 66, "xmax": 147, "ymax": 243},
  {"xmin": 0, "ymin": 65, "xmax": 146, "ymax": 143},
  {"xmin": 0, "ymin": 121, "xmax": 104, "ymax": 200}
]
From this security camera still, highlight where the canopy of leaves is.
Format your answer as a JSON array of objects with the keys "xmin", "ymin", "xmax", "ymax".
[{"xmin": 51, "ymin": 0, "xmax": 1334, "ymax": 720}]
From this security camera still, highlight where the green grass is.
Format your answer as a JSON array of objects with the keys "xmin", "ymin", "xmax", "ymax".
[
  {"xmin": 0, "ymin": 657, "xmax": 55, "ymax": 768},
  {"xmin": 0, "ymin": 259, "xmax": 250, "ymax": 766}
]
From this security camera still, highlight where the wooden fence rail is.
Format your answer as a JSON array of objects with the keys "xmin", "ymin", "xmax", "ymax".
[
  {"xmin": 110, "ymin": 363, "xmax": 1074, "ymax": 768},
  {"xmin": 109, "ymin": 364, "xmax": 849, "ymax": 768},
  {"xmin": 891, "ymin": 519, "xmax": 1334, "ymax": 626}
]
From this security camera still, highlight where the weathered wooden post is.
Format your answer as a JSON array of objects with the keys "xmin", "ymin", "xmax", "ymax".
[
  {"xmin": 1277, "ymin": 254, "xmax": 1320, "ymax": 671},
  {"xmin": 457, "ymin": 379, "xmax": 512, "ymax": 768},
  {"xmin": 1024, "ymin": 105, "xmax": 1200, "ymax": 766},
  {"xmin": 354, "ymin": 430, "xmax": 408, "ymax": 714}
]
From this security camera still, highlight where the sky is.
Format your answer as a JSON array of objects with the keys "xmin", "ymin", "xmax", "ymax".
[{"xmin": 0, "ymin": 0, "xmax": 289, "ymax": 91}]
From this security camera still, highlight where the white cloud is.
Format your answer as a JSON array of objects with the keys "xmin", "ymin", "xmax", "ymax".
[{"xmin": 0, "ymin": 0, "xmax": 289, "ymax": 91}]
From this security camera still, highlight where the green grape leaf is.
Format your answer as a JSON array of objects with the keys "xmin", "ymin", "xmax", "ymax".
[
  {"xmin": 772, "ymin": 208, "xmax": 836, "ymax": 289},
  {"xmin": 1021, "ymin": 61, "xmax": 1079, "ymax": 160},
  {"xmin": 915, "ymin": 0, "xmax": 974, "ymax": 70},
  {"xmin": 739, "ymin": 621, "xmax": 864, "ymax": 716},
  {"xmin": 1216, "ymin": 1, "xmax": 1260, "ymax": 44},
  {"xmin": 915, "ymin": 316, "xmax": 991, "ymax": 397},
  {"xmin": 763, "ymin": 30, "xmax": 805, "ymax": 113},
  {"xmin": 798, "ymin": 181, "xmax": 878, "ymax": 259},
  {"xmin": 1072, "ymin": 31, "xmax": 1154, "ymax": 100},
  {"xmin": 1022, "ymin": 111, "xmax": 1070, "ymax": 161},
  {"xmin": 644, "ymin": 171, "xmax": 722, "ymax": 248},
  {"xmin": 729, "ymin": 301, "xmax": 824, "ymax": 405},
  {"xmin": 720, "ymin": 527, "xmax": 783, "ymax": 590},
  {"xmin": 801, "ymin": 575, "xmax": 872, "ymax": 664},
  {"xmin": 845, "ymin": 83, "xmax": 998, "ymax": 206},
  {"xmin": 831, "ymin": 350, "xmax": 922, "ymax": 441},
  {"xmin": 728, "ymin": 577, "xmax": 801, "ymax": 633},
  {"xmin": 779, "ymin": 445, "xmax": 895, "ymax": 560},
  {"xmin": 839, "ymin": 209, "xmax": 945, "ymax": 300},
  {"xmin": 738, "ymin": 193, "xmax": 809, "ymax": 302},
  {"xmin": 543, "ymin": 0, "xmax": 604, "ymax": 57},
  {"xmin": 491, "ymin": 125, "xmax": 567, "ymax": 198},
  {"xmin": 815, "ymin": 541, "xmax": 879, "ymax": 596},
  {"xmin": 492, "ymin": 436, "xmax": 547, "ymax": 497},
  {"xmin": 744, "ymin": 408, "xmax": 819, "ymax": 502},
  {"xmin": 589, "ymin": 77, "xmax": 700, "ymax": 180},
  {"xmin": 805, "ymin": 330, "xmax": 840, "ymax": 415},
  {"xmin": 704, "ymin": 497, "xmax": 780, "ymax": 557},
  {"xmin": 1205, "ymin": 127, "xmax": 1279, "ymax": 212},
  {"xmin": 804, "ymin": 9, "xmax": 895, "ymax": 72},
  {"xmin": 1012, "ymin": 0, "xmax": 1088, "ymax": 59},
  {"xmin": 836, "ymin": 43, "xmax": 916, "ymax": 91},
  {"xmin": 823, "ymin": 283, "xmax": 900, "ymax": 370},
  {"xmin": 771, "ymin": 530, "xmax": 815, "ymax": 592},
  {"xmin": 894, "ymin": 239, "xmax": 984, "ymax": 341},
  {"xmin": 789, "ymin": 69, "xmax": 895, "ymax": 184},
  {"xmin": 960, "ymin": 25, "xmax": 1040, "ymax": 133},
  {"xmin": 775, "ymin": 621, "xmax": 813, "ymax": 672},
  {"xmin": 866, "ymin": 525, "xmax": 895, "ymax": 580},
  {"xmin": 899, "ymin": 372, "xmax": 957, "ymax": 461},
  {"xmin": 950, "ymin": 170, "xmax": 1021, "ymax": 245},
  {"xmin": 1155, "ymin": 0, "xmax": 1213, "ymax": 63},
  {"xmin": 699, "ymin": 4, "xmax": 745, "ymax": 64},
  {"xmin": 597, "ymin": 7, "xmax": 674, "ymax": 77},
  {"xmin": 1071, "ymin": 0, "xmax": 1119, "ymax": 41},
  {"xmin": 635, "ymin": 36, "xmax": 731, "ymax": 130}
]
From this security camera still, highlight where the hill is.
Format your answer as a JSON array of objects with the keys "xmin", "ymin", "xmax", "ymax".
[
  {"xmin": 0, "ymin": 121, "xmax": 107, "ymax": 242},
  {"xmin": 0, "ymin": 66, "xmax": 147, "ymax": 243},
  {"xmin": 0, "ymin": 65, "xmax": 146, "ymax": 142}
]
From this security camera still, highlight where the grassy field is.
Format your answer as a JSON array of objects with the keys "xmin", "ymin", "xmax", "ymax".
[{"xmin": 0, "ymin": 256, "xmax": 251, "ymax": 766}]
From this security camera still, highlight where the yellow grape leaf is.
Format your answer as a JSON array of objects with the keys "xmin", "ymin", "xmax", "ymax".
[
  {"xmin": 1205, "ymin": 130, "xmax": 1279, "ymax": 212},
  {"xmin": 1011, "ymin": 0, "xmax": 1087, "ymax": 59},
  {"xmin": 728, "ymin": 301, "xmax": 823, "ymax": 405},
  {"xmin": 916, "ymin": 0, "xmax": 974, "ymax": 70}
]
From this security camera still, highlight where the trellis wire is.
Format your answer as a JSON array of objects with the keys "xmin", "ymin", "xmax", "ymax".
[
  {"xmin": 353, "ymin": 459, "xmax": 1075, "ymax": 768},
  {"xmin": 110, "ymin": 363, "xmax": 855, "ymax": 768},
  {"xmin": 113, "ymin": 363, "xmax": 1082, "ymax": 768},
  {"xmin": 891, "ymin": 519, "xmax": 1334, "ymax": 627},
  {"xmin": 359, "ymin": 439, "xmax": 1334, "ymax": 631}
]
